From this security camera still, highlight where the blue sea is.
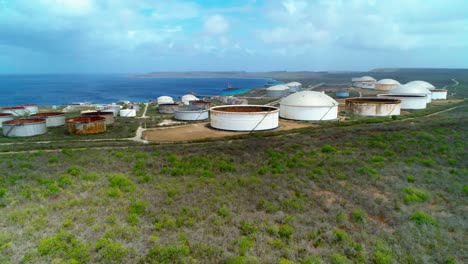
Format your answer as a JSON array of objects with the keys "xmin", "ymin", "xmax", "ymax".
[{"xmin": 0, "ymin": 74, "xmax": 280, "ymax": 106}]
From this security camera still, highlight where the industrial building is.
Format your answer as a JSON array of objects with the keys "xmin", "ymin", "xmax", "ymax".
[
  {"xmin": 345, "ymin": 98, "xmax": 401, "ymax": 116},
  {"xmin": 266, "ymin": 84, "xmax": 290, "ymax": 97},
  {"xmin": 2, "ymin": 118, "xmax": 47, "ymax": 137},
  {"xmin": 352, "ymin": 76, "xmax": 376, "ymax": 89},
  {"xmin": 375, "ymin": 79, "xmax": 400, "ymax": 91},
  {"xmin": 279, "ymin": 91, "xmax": 339, "ymax": 121}
]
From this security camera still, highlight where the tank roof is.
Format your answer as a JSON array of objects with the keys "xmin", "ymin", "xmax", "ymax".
[
  {"xmin": 210, "ymin": 105, "xmax": 278, "ymax": 113},
  {"xmin": 286, "ymin": 82, "xmax": 302, "ymax": 86},
  {"xmin": 32, "ymin": 112, "xmax": 65, "ymax": 117},
  {"xmin": 390, "ymin": 84, "xmax": 431, "ymax": 95},
  {"xmin": 3, "ymin": 118, "xmax": 46, "ymax": 125},
  {"xmin": 81, "ymin": 111, "xmax": 114, "ymax": 116},
  {"xmin": 407, "ymin": 80, "xmax": 435, "ymax": 89},
  {"xmin": 267, "ymin": 84, "xmax": 290, "ymax": 91},
  {"xmin": 376, "ymin": 79, "xmax": 400, "ymax": 85},
  {"xmin": 0, "ymin": 113, "xmax": 13, "ymax": 117},
  {"xmin": 280, "ymin": 91, "xmax": 338, "ymax": 107}
]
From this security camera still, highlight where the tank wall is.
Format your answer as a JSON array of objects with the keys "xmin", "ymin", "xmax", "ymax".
[
  {"xmin": 210, "ymin": 110, "xmax": 279, "ymax": 131},
  {"xmin": 45, "ymin": 116, "xmax": 66, "ymax": 127},
  {"xmin": 280, "ymin": 105, "xmax": 338, "ymax": 121},
  {"xmin": 120, "ymin": 109, "xmax": 136, "ymax": 117},
  {"xmin": 1, "ymin": 108, "xmax": 27, "ymax": 116},
  {"xmin": 266, "ymin": 90, "xmax": 289, "ymax": 97},
  {"xmin": 378, "ymin": 95, "xmax": 427, "ymax": 109},
  {"xmin": 104, "ymin": 106, "xmax": 120, "ymax": 117},
  {"xmin": 0, "ymin": 116, "xmax": 14, "ymax": 128},
  {"xmin": 24, "ymin": 106, "xmax": 39, "ymax": 114},
  {"xmin": 174, "ymin": 110, "xmax": 208, "ymax": 121},
  {"xmin": 431, "ymin": 91, "xmax": 447, "ymax": 100},
  {"xmin": 3, "ymin": 123, "xmax": 47, "ymax": 137},
  {"xmin": 66, "ymin": 121, "xmax": 106, "ymax": 135},
  {"xmin": 159, "ymin": 105, "xmax": 179, "ymax": 114},
  {"xmin": 375, "ymin": 84, "xmax": 398, "ymax": 91},
  {"xmin": 345, "ymin": 102, "xmax": 401, "ymax": 116}
]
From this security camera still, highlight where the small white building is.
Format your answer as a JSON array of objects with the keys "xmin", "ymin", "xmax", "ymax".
[
  {"xmin": 279, "ymin": 91, "xmax": 339, "ymax": 121},
  {"xmin": 266, "ymin": 84, "xmax": 290, "ymax": 97}
]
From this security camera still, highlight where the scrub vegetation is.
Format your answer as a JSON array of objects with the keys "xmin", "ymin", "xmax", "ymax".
[{"xmin": 0, "ymin": 101, "xmax": 466, "ymax": 263}]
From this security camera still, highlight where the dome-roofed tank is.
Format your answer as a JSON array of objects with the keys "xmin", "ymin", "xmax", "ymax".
[
  {"xmin": 285, "ymin": 82, "xmax": 302, "ymax": 92},
  {"xmin": 377, "ymin": 94, "xmax": 427, "ymax": 109},
  {"xmin": 2, "ymin": 118, "xmax": 47, "ymax": 137},
  {"xmin": 31, "ymin": 112, "xmax": 66, "ymax": 127},
  {"xmin": 360, "ymin": 76, "xmax": 376, "ymax": 82},
  {"xmin": 157, "ymin": 96, "xmax": 174, "ymax": 105},
  {"xmin": 1, "ymin": 106, "xmax": 27, "ymax": 116},
  {"xmin": 181, "ymin": 94, "xmax": 199, "ymax": 105},
  {"xmin": 66, "ymin": 116, "xmax": 106, "ymax": 135},
  {"xmin": 375, "ymin": 79, "xmax": 400, "ymax": 91},
  {"xmin": 210, "ymin": 105, "xmax": 279, "ymax": 131},
  {"xmin": 158, "ymin": 103, "xmax": 179, "ymax": 114},
  {"xmin": 390, "ymin": 83, "xmax": 432, "ymax": 103},
  {"xmin": 19, "ymin": 104, "xmax": 39, "ymax": 115},
  {"xmin": 279, "ymin": 91, "xmax": 339, "ymax": 121},
  {"xmin": 0, "ymin": 113, "xmax": 14, "ymax": 128},
  {"xmin": 407, "ymin": 80, "xmax": 436, "ymax": 89},
  {"xmin": 266, "ymin": 84, "xmax": 290, "ymax": 97}
]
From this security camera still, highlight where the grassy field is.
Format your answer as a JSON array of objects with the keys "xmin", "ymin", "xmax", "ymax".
[{"xmin": 0, "ymin": 100, "xmax": 466, "ymax": 263}]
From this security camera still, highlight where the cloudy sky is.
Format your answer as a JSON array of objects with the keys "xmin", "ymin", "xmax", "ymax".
[{"xmin": 1, "ymin": 0, "xmax": 467, "ymax": 73}]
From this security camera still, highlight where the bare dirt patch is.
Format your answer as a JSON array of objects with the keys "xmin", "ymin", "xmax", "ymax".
[{"xmin": 143, "ymin": 119, "xmax": 314, "ymax": 142}]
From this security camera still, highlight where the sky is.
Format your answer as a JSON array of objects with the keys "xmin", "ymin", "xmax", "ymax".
[{"xmin": 0, "ymin": 0, "xmax": 467, "ymax": 73}]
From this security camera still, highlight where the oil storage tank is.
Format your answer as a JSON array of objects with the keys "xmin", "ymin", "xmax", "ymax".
[
  {"xmin": 210, "ymin": 105, "xmax": 279, "ymax": 131},
  {"xmin": 377, "ymin": 94, "xmax": 427, "ymax": 109},
  {"xmin": 390, "ymin": 83, "xmax": 432, "ymax": 103},
  {"xmin": 157, "ymin": 96, "xmax": 174, "ymax": 104},
  {"xmin": 266, "ymin": 85, "xmax": 290, "ymax": 97},
  {"xmin": 2, "ymin": 118, "xmax": 47, "ymax": 137},
  {"xmin": 104, "ymin": 105, "xmax": 121, "ymax": 117},
  {"xmin": 286, "ymin": 82, "xmax": 302, "ymax": 92},
  {"xmin": 181, "ymin": 94, "xmax": 199, "ymax": 105},
  {"xmin": 32, "ymin": 112, "xmax": 66, "ymax": 127},
  {"xmin": 430, "ymin": 89, "xmax": 448, "ymax": 100},
  {"xmin": 189, "ymin": 100, "xmax": 211, "ymax": 110},
  {"xmin": 81, "ymin": 111, "xmax": 115, "ymax": 125},
  {"xmin": 279, "ymin": 91, "xmax": 339, "ymax": 121},
  {"xmin": 158, "ymin": 103, "xmax": 179, "ymax": 114},
  {"xmin": 345, "ymin": 98, "xmax": 401, "ymax": 116},
  {"xmin": 120, "ymin": 109, "xmax": 137, "ymax": 117},
  {"xmin": 0, "ymin": 113, "xmax": 14, "ymax": 128},
  {"xmin": 174, "ymin": 109, "xmax": 209, "ymax": 121},
  {"xmin": 19, "ymin": 104, "xmax": 39, "ymax": 115},
  {"xmin": 1, "ymin": 106, "xmax": 27, "ymax": 116},
  {"xmin": 66, "ymin": 116, "xmax": 106, "ymax": 135},
  {"xmin": 375, "ymin": 79, "xmax": 400, "ymax": 91}
]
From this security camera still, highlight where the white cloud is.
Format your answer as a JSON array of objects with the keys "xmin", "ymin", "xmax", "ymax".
[{"xmin": 204, "ymin": 15, "xmax": 229, "ymax": 35}]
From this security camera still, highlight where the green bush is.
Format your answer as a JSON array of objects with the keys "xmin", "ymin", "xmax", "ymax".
[
  {"xmin": 95, "ymin": 238, "xmax": 128, "ymax": 262},
  {"xmin": 107, "ymin": 174, "xmax": 135, "ymax": 193},
  {"xmin": 0, "ymin": 188, "xmax": 7, "ymax": 198},
  {"xmin": 351, "ymin": 208, "xmax": 367, "ymax": 223},
  {"xmin": 37, "ymin": 231, "xmax": 90, "ymax": 262},
  {"xmin": 331, "ymin": 253, "xmax": 350, "ymax": 264},
  {"xmin": 237, "ymin": 236, "xmax": 254, "ymax": 256},
  {"xmin": 144, "ymin": 244, "xmax": 191, "ymax": 263},
  {"xmin": 321, "ymin": 144, "xmax": 337, "ymax": 153},
  {"xmin": 240, "ymin": 221, "xmax": 258, "ymax": 236},
  {"xmin": 373, "ymin": 241, "xmax": 393, "ymax": 264},
  {"xmin": 336, "ymin": 212, "xmax": 348, "ymax": 224},
  {"xmin": 226, "ymin": 256, "xmax": 259, "ymax": 264},
  {"xmin": 67, "ymin": 165, "xmax": 84, "ymax": 176},
  {"xmin": 401, "ymin": 187, "xmax": 429, "ymax": 204},
  {"xmin": 129, "ymin": 200, "xmax": 147, "ymax": 215},
  {"xmin": 278, "ymin": 224, "xmax": 294, "ymax": 240},
  {"xmin": 463, "ymin": 185, "xmax": 468, "ymax": 195},
  {"xmin": 410, "ymin": 211, "xmax": 437, "ymax": 225},
  {"xmin": 58, "ymin": 174, "xmax": 72, "ymax": 188},
  {"xmin": 333, "ymin": 229, "xmax": 350, "ymax": 243},
  {"xmin": 217, "ymin": 205, "xmax": 231, "ymax": 218},
  {"xmin": 407, "ymin": 175, "xmax": 416, "ymax": 183},
  {"xmin": 301, "ymin": 256, "xmax": 322, "ymax": 264}
]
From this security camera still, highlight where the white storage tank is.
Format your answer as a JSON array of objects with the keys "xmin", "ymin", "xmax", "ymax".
[
  {"xmin": 104, "ymin": 105, "xmax": 121, "ymax": 117},
  {"xmin": 157, "ymin": 96, "xmax": 174, "ymax": 104},
  {"xmin": 266, "ymin": 85, "xmax": 290, "ymax": 97},
  {"xmin": 181, "ymin": 94, "xmax": 199, "ymax": 105},
  {"xmin": 1, "ymin": 106, "xmax": 27, "ymax": 116},
  {"xmin": 390, "ymin": 83, "xmax": 432, "ymax": 103},
  {"xmin": 377, "ymin": 94, "xmax": 427, "ymax": 109},
  {"xmin": 210, "ymin": 105, "xmax": 279, "ymax": 131},
  {"xmin": 174, "ymin": 109, "xmax": 209, "ymax": 121},
  {"xmin": 279, "ymin": 91, "xmax": 339, "ymax": 121},
  {"xmin": 286, "ymin": 82, "xmax": 302, "ymax": 92},
  {"xmin": 19, "ymin": 104, "xmax": 39, "ymax": 115},
  {"xmin": 31, "ymin": 112, "xmax": 66, "ymax": 127},
  {"xmin": 2, "ymin": 118, "xmax": 47, "ymax": 137},
  {"xmin": 352, "ymin": 76, "xmax": 376, "ymax": 89},
  {"xmin": 158, "ymin": 103, "xmax": 179, "ymax": 114},
  {"xmin": 345, "ymin": 98, "xmax": 401, "ymax": 116},
  {"xmin": 430, "ymin": 89, "xmax": 448, "ymax": 100},
  {"xmin": 0, "ymin": 113, "xmax": 14, "ymax": 128},
  {"xmin": 375, "ymin": 79, "xmax": 400, "ymax": 91},
  {"xmin": 120, "ymin": 109, "xmax": 137, "ymax": 117}
]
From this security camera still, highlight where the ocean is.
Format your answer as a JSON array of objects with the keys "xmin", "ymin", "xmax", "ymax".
[{"xmin": 0, "ymin": 74, "xmax": 279, "ymax": 106}]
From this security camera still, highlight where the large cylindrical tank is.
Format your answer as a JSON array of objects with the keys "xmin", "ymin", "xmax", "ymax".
[
  {"xmin": 286, "ymin": 82, "xmax": 302, "ymax": 92},
  {"xmin": 279, "ymin": 91, "xmax": 339, "ymax": 121},
  {"xmin": 181, "ymin": 94, "xmax": 199, "ymax": 105},
  {"xmin": 189, "ymin": 100, "xmax": 211, "ymax": 110},
  {"xmin": 2, "ymin": 118, "xmax": 47, "ymax": 137},
  {"xmin": 345, "ymin": 98, "xmax": 401, "ymax": 116},
  {"xmin": 0, "ymin": 113, "xmax": 14, "ymax": 128},
  {"xmin": 104, "ymin": 105, "xmax": 121, "ymax": 117},
  {"xmin": 158, "ymin": 103, "xmax": 179, "ymax": 114},
  {"xmin": 1, "ymin": 106, "xmax": 27, "ymax": 116},
  {"xmin": 157, "ymin": 96, "xmax": 174, "ymax": 104},
  {"xmin": 266, "ymin": 85, "xmax": 290, "ymax": 97},
  {"xmin": 174, "ymin": 109, "xmax": 209, "ymax": 121},
  {"xmin": 66, "ymin": 116, "xmax": 106, "ymax": 135},
  {"xmin": 210, "ymin": 105, "xmax": 279, "ymax": 131},
  {"xmin": 377, "ymin": 94, "xmax": 427, "ymax": 109},
  {"xmin": 119, "ymin": 109, "xmax": 137, "ymax": 117},
  {"xmin": 430, "ymin": 89, "xmax": 447, "ymax": 100},
  {"xmin": 19, "ymin": 104, "xmax": 39, "ymax": 115},
  {"xmin": 390, "ymin": 84, "xmax": 432, "ymax": 103},
  {"xmin": 31, "ymin": 112, "xmax": 66, "ymax": 127},
  {"xmin": 375, "ymin": 79, "xmax": 400, "ymax": 91},
  {"xmin": 81, "ymin": 111, "xmax": 115, "ymax": 125}
]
